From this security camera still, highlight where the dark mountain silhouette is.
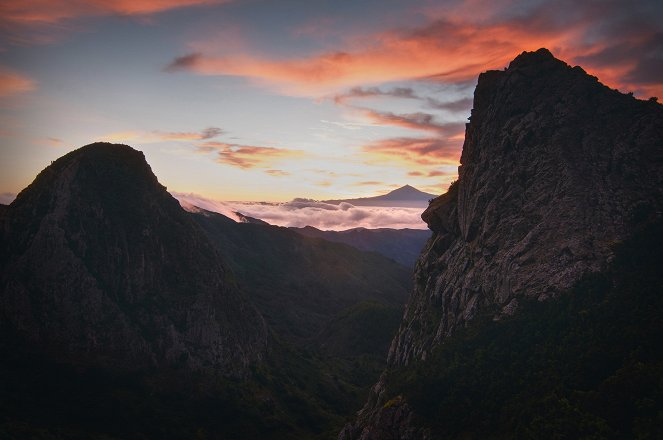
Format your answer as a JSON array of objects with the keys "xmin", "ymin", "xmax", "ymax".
[
  {"xmin": 340, "ymin": 48, "xmax": 663, "ymax": 439},
  {"xmin": 292, "ymin": 226, "xmax": 431, "ymax": 267},
  {"xmin": 0, "ymin": 143, "xmax": 267, "ymax": 375},
  {"xmin": 325, "ymin": 184, "xmax": 437, "ymax": 208},
  {"xmin": 0, "ymin": 143, "xmax": 413, "ymax": 439}
]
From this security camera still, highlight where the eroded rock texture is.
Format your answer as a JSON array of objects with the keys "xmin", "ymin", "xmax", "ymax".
[{"xmin": 341, "ymin": 48, "xmax": 663, "ymax": 439}]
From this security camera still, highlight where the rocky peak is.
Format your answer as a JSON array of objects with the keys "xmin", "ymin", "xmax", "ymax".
[
  {"xmin": 341, "ymin": 48, "xmax": 663, "ymax": 439},
  {"xmin": 404, "ymin": 49, "xmax": 663, "ymax": 368},
  {"xmin": 1, "ymin": 142, "xmax": 268, "ymax": 376}
]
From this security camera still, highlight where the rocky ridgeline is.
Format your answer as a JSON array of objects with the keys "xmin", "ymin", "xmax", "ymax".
[
  {"xmin": 0, "ymin": 143, "xmax": 268, "ymax": 376},
  {"xmin": 341, "ymin": 48, "xmax": 663, "ymax": 439}
]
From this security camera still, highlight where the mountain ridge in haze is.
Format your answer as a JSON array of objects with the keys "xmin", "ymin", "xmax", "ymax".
[{"xmin": 292, "ymin": 225, "xmax": 431, "ymax": 267}]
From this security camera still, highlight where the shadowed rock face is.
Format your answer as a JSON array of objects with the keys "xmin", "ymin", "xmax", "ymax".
[
  {"xmin": 341, "ymin": 48, "xmax": 663, "ymax": 439},
  {"xmin": 0, "ymin": 143, "xmax": 267, "ymax": 376},
  {"xmin": 393, "ymin": 48, "xmax": 663, "ymax": 367}
]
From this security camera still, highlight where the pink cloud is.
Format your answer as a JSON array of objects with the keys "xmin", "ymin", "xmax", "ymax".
[
  {"xmin": 0, "ymin": 67, "xmax": 36, "ymax": 97},
  {"xmin": 362, "ymin": 137, "xmax": 462, "ymax": 166},
  {"xmin": 0, "ymin": 0, "xmax": 227, "ymax": 25},
  {"xmin": 179, "ymin": 194, "xmax": 429, "ymax": 231},
  {"xmin": 165, "ymin": 1, "xmax": 662, "ymax": 98},
  {"xmin": 197, "ymin": 141, "xmax": 303, "ymax": 169}
]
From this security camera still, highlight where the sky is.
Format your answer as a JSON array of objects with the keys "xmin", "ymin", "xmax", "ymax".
[{"xmin": 1, "ymin": 0, "xmax": 662, "ymax": 211}]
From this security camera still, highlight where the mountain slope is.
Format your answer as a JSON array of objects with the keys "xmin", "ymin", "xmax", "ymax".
[
  {"xmin": 188, "ymin": 208, "xmax": 411, "ymax": 346},
  {"xmin": 293, "ymin": 226, "xmax": 431, "ymax": 267},
  {"xmin": 0, "ymin": 142, "xmax": 267, "ymax": 375},
  {"xmin": 325, "ymin": 185, "xmax": 436, "ymax": 208},
  {"xmin": 0, "ymin": 143, "xmax": 411, "ymax": 439},
  {"xmin": 341, "ymin": 48, "xmax": 663, "ymax": 438}
]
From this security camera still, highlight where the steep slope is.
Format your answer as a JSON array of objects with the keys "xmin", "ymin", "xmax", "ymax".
[
  {"xmin": 394, "ymin": 48, "xmax": 663, "ymax": 367},
  {"xmin": 341, "ymin": 48, "xmax": 663, "ymax": 438},
  {"xmin": 188, "ymin": 208, "xmax": 411, "ymax": 346},
  {"xmin": 293, "ymin": 226, "xmax": 431, "ymax": 267},
  {"xmin": 0, "ymin": 142, "xmax": 267, "ymax": 375}
]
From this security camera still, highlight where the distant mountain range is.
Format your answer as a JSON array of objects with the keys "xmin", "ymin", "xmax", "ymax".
[
  {"xmin": 324, "ymin": 184, "xmax": 437, "ymax": 208},
  {"xmin": 292, "ymin": 226, "xmax": 431, "ymax": 267}
]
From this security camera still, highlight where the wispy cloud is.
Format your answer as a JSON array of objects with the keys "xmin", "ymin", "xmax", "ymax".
[
  {"xmin": 165, "ymin": 0, "xmax": 662, "ymax": 98},
  {"xmin": 360, "ymin": 108, "xmax": 465, "ymax": 134},
  {"xmin": 0, "ymin": 1, "xmax": 228, "ymax": 26},
  {"xmin": 101, "ymin": 126, "xmax": 223, "ymax": 143},
  {"xmin": 0, "ymin": 67, "xmax": 35, "ymax": 97},
  {"xmin": 264, "ymin": 169, "xmax": 290, "ymax": 176},
  {"xmin": 0, "ymin": 1, "xmax": 232, "ymax": 46},
  {"xmin": 332, "ymin": 86, "xmax": 419, "ymax": 105},
  {"xmin": 363, "ymin": 137, "xmax": 461, "ymax": 166},
  {"xmin": 196, "ymin": 141, "xmax": 303, "ymax": 169}
]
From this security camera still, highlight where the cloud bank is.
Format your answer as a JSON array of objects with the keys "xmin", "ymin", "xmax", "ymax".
[{"xmin": 172, "ymin": 192, "xmax": 428, "ymax": 230}]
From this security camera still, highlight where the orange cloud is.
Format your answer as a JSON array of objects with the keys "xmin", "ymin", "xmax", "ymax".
[
  {"xmin": 197, "ymin": 141, "xmax": 303, "ymax": 169},
  {"xmin": 0, "ymin": 0, "xmax": 231, "ymax": 46},
  {"xmin": 101, "ymin": 127, "xmax": 222, "ymax": 144},
  {"xmin": 165, "ymin": 21, "xmax": 554, "ymax": 95},
  {"xmin": 363, "ymin": 137, "xmax": 461, "ymax": 166},
  {"xmin": 0, "ymin": 0, "xmax": 226, "ymax": 25},
  {"xmin": 165, "ymin": 2, "xmax": 661, "ymax": 99},
  {"xmin": 0, "ymin": 68, "xmax": 36, "ymax": 97},
  {"xmin": 265, "ymin": 169, "xmax": 290, "ymax": 177},
  {"xmin": 353, "ymin": 181, "xmax": 384, "ymax": 186}
]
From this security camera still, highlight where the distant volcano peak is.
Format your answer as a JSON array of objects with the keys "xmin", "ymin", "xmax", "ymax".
[{"xmin": 324, "ymin": 184, "xmax": 437, "ymax": 208}]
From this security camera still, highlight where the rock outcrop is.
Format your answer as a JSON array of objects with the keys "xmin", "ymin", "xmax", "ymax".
[
  {"xmin": 0, "ymin": 143, "xmax": 267, "ymax": 376},
  {"xmin": 341, "ymin": 48, "xmax": 663, "ymax": 438}
]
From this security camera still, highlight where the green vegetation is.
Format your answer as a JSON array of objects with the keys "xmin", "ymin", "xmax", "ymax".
[
  {"xmin": 0, "ymin": 333, "xmax": 383, "ymax": 440},
  {"xmin": 386, "ymin": 220, "xmax": 663, "ymax": 439}
]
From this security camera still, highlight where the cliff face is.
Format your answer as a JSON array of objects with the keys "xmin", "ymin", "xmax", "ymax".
[
  {"xmin": 392, "ymin": 48, "xmax": 663, "ymax": 367},
  {"xmin": 0, "ymin": 143, "xmax": 267, "ymax": 376},
  {"xmin": 341, "ymin": 48, "xmax": 663, "ymax": 439}
]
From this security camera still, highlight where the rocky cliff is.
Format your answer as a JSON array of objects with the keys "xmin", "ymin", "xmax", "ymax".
[
  {"xmin": 0, "ymin": 143, "xmax": 267, "ymax": 376},
  {"xmin": 341, "ymin": 48, "xmax": 663, "ymax": 439}
]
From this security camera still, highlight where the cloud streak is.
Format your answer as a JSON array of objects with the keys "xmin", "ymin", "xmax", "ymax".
[
  {"xmin": 0, "ymin": 67, "xmax": 36, "ymax": 97},
  {"xmin": 363, "ymin": 137, "xmax": 462, "ymax": 166},
  {"xmin": 196, "ymin": 141, "xmax": 302, "ymax": 169},
  {"xmin": 0, "ymin": 0, "xmax": 227, "ymax": 26},
  {"xmin": 361, "ymin": 108, "xmax": 465, "ymax": 134},
  {"xmin": 101, "ymin": 126, "xmax": 223, "ymax": 143}
]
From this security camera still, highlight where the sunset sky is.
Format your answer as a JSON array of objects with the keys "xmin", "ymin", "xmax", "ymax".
[{"xmin": 1, "ymin": 0, "xmax": 662, "ymax": 206}]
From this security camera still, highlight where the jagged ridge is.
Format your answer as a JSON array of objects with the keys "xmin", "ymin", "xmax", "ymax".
[{"xmin": 341, "ymin": 48, "xmax": 663, "ymax": 439}]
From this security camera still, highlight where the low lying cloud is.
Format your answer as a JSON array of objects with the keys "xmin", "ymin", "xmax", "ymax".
[{"xmin": 172, "ymin": 192, "xmax": 428, "ymax": 231}]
